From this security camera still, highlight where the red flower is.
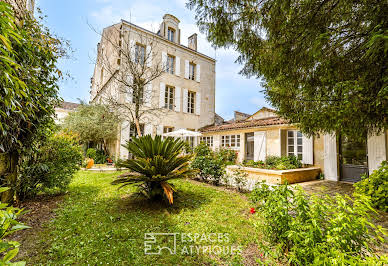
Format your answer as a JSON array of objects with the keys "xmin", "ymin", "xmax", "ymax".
[{"xmin": 250, "ymin": 208, "xmax": 256, "ymax": 214}]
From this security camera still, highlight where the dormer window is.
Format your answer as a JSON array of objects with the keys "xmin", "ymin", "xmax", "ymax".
[{"xmin": 167, "ymin": 28, "xmax": 175, "ymax": 42}]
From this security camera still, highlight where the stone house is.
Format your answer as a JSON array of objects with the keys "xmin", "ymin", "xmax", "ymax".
[
  {"xmin": 3, "ymin": 0, "xmax": 34, "ymax": 18},
  {"xmin": 200, "ymin": 107, "xmax": 388, "ymax": 182},
  {"xmin": 90, "ymin": 14, "xmax": 216, "ymax": 160},
  {"xmin": 54, "ymin": 101, "xmax": 80, "ymax": 124}
]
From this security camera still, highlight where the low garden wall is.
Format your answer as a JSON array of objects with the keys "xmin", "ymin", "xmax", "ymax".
[{"xmin": 226, "ymin": 165, "xmax": 321, "ymax": 185}]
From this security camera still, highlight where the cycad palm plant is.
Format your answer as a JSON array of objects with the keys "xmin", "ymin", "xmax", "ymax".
[{"xmin": 112, "ymin": 135, "xmax": 196, "ymax": 204}]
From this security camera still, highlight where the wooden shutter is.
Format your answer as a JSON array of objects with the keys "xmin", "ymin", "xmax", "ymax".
[
  {"xmin": 129, "ymin": 40, "xmax": 135, "ymax": 61},
  {"xmin": 324, "ymin": 133, "xmax": 338, "ymax": 181},
  {"xmin": 175, "ymin": 86, "xmax": 181, "ymax": 112},
  {"xmin": 144, "ymin": 124, "xmax": 152, "ymax": 136},
  {"xmin": 184, "ymin": 60, "xmax": 189, "ymax": 79},
  {"xmin": 254, "ymin": 131, "xmax": 266, "ymax": 162},
  {"xmin": 146, "ymin": 45, "xmax": 152, "ymax": 67},
  {"xmin": 195, "ymin": 92, "xmax": 201, "ymax": 115},
  {"xmin": 182, "ymin": 88, "xmax": 188, "ymax": 113},
  {"xmin": 159, "ymin": 82, "xmax": 165, "ymax": 108},
  {"xmin": 302, "ymin": 135, "xmax": 314, "ymax": 165},
  {"xmin": 175, "ymin": 56, "xmax": 180, "ymax": 76},
  {"xmin": 144, "ymin": 83, "xmax": 152, "ymax": 107},
  {"xmin": 213, "ymin": 135, "xmax": 220, "ymax": 150},
  {"xmin": 196, "ymin": 64, "xmax": 200, "ymax": 82},
  {"xmin": 367, "ymin": 132, "xmax": 387, "ymax": 174},
  {"xmin": 120, "ymin": 121, "xmax": 130, "ymax": 159},
  {"xmin": 157, "ymin": 125, "xmax": 163, "ymax": 136},
  {"xmin": 126, "ymin": 75, "xmax": 133, "ymax": 103},
  {"xmin": 162, "ymin": 52, "xmax": 167, "ymax": 71}
]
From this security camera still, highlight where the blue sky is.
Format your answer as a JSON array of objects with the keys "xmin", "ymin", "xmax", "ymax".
[{"xmin": 36, "ymin": 0, "xmax": 270, "ymax": 120}]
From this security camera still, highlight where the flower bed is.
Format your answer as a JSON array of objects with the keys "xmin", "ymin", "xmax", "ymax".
[{"xmin": 226, "ymin": 165, "xmax": 320, "ymax": 185}]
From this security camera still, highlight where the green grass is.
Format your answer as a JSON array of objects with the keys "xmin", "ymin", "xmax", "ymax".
[{"xmin": 26, "ymin": 171, "xmax": 260, "ymax": 265}]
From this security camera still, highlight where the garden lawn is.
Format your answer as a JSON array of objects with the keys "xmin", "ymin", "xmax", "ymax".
[{"xmin": 23, "ymin": 171, "xmax": 260, "ymax": 265}]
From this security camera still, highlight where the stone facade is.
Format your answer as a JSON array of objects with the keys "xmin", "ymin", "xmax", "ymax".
[
  {"xmin": 3, "ymin": 0, "xmax": 34, "ymax": 18},
  {"xmin": 90, "ymin": 14, "xmax": 216, "ymax": 159}
]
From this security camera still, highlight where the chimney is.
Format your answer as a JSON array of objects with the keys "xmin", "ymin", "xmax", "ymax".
[{"xmin": 188, "ymin": 33, "xmax": 197, "ymax": 51}]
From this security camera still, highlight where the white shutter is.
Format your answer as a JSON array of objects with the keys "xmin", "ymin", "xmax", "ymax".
[
  {"xmin": 195, "ymin": 92, "xmax": 201, "ymax": 115},
  {"xmin": 254, "ymin": 131, "xmax": 266, "ymax": 162},
  {"xmin": 175, "ymin": 56, "xmax": 180, "ymax": 76},
  {"xmin": 159, "ymin": 82, "xmax": 165, "ymax": 108},
  {"xmin": 157, "ymin": 125, "xmax": 163, "ymax": 136},
  {"xmin": 213, "ymin": 135, "xmax": 220, "ymax": 151},
  {"xmin": 367, "ymin": 132, "xmax": 387, "ymax": 174},
  {"xmin": 182, "ymin": 88, "xmax": 188, "ymax": 113},
  {"xmin": 162, "ymin": 52, "xmax": 167, "ymax": 71},
  {"xmin": 129, "ymin": 40, "xmax": 135, "ymax": 61},
  {"xmin": 174, "ymin": 86, "xmax": 181, "ymax": 112},
  {"xmin": 144, "ymin": 83, "xmax": 152, "ymax": 107},
  {"xmin": 126, "ymin": 75, "xmax": 133, "ymax": 103},
  {"xmin": 146, "ymin": 45, "xmax": 152, "ymax": 67},
  {"xmin": 196, "ymin": 64, "xmax": 200, "ymax": 82},
  {"xmin": 144, "ymin": 124, "xmax": 152, "ymax": 136},
  {"xmin": 302, "ymin": 135, "xmax": 314, "ymax": 165},
  {"xmin": 324, "ymin": 134, "xmax": 338, "ymax": 181},
  {"xmin": 184, "ymin": 60, "xmax": 189, "ymax": 79},
  {"xmin": 120, "ymin": 121, "xmax": 130, "ymax": 159}
]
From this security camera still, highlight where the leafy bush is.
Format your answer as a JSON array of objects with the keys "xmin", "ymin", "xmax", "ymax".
[
  {"xmin": 215, "ymin": 148, "xmax": 237, "ymax": 165},
  {"xmin": 0, "ymin": 187, "xmax": 30, "ymax": 264},
  {"xmin": 355, "ymin": 161, "xmax": 388, "ymax": 212},
  {"xmin": 229, "ymin": 168, "xmax": 248, "ymax": 191},
  {"xmin": 250, "ymin": 182, "xmax": 387, "ymax": 264},
  {"xmin": 112, "ymin": 136, "xmax": 196, "ymax": 204},
  {"xmin": 17, "ymin": 133, "xmax": 83, "ymax": 200},
  {"xmin": 191, "ymin": 143, "xmax": 226, "ymax": 185},
  {"xmin": 95, "ymin": 149, "xmax": 108, "ymax": 164},
  {"xmin": 243, "ymin": 156, "xmax": 302, "ymax": 170},
  {"xmin": 86, "ymin": 148, "xmax": 97, "ymax": 160}
]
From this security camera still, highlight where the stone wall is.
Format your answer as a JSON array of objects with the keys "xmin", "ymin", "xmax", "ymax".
[{"xmin": 3, "ymin": 0, "xmax": 34, "ymax": 19}]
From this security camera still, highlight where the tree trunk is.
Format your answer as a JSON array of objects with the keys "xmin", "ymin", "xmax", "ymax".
[
  {"xmin": 134, "ymin": 117, "xmax": 142, "ymax": 137},
  {"xmin": 0, "ymin": 152, "xmax": 18, "ymax": 203}
]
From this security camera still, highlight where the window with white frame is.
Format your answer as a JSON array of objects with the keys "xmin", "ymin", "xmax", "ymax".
[
  {"xmin": 166, "ymin": 55, "xmax": 175, "ymax": 74},
  {"xmin": 188, "ymin": 91, "xmax": 195, "ymax": 113},
  {"xmin": 164, "ymin": 86, "xmax": 175, "ymax": 110},
  {"xmin": 135, "ymin": 43, "xmax": 145, "ymax": 64},
  {"xmin": 189, "ymin": 62, "xmax": 196, "ymax": 80},
  {"xmin": 185, "ymin": 136, "xmax": 195, "ymax": 148},
  {"xmin": 163, "ymin": 126, "xmax": 174, "ymax": 134},
  {"xmin": 200, "ymin": 136, "xmax": 213, "ymax": 147},
  {"xmin": 221, "ymin": 135, "xmax": 240, "ymax": 148},
  {"xmin": 287, "ymin": 130, "xmax": 303, "ymax": 159},
  {"xmin": 167, "ymin": 28, "xmax": 175, "ymax": 42}
]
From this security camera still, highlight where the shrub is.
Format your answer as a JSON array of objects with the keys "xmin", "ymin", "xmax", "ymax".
[
  {"xmin": 112, "ymin": 136, "xmax": 196, "ymax": 204},
  {"xmin": 95, "ymin": 149, "xmax": 108, "ymax": 164},
  {"xmin": 195, "ymin": 142, "xmax": 212, "ymax": 157},
  {"xmin": 243, "ymin": 156, "xmax": 302, "ymax": 170},
  {"xmin": 230, "ymin": 168, "xmax": 248, "ymax": 191},
  {"xmin": 250, "ymin": 182, "xmax": 387, "ymax": 264},
  {"xmin": 0, "ymin": 187, "xmax": 30, "ymax": 264},
  {"xmin": 355, "ymin": 161, "xmax": 388, "ymax": 212},
  {"xmin": 86, "ymin": 148, "xmax": 97, "ymax": 160},
  {"xmin": 215, "ymin": 148, "xmax": 237, "ymax": 165},
  {"xmin": 17, "ymin": 133, "xmax": 83, "ymax": 200}
]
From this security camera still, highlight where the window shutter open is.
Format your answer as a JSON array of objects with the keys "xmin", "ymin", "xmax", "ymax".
[
  {"xmin": 144, "ymin": 83, "xmax": 152, "ymax": 107},
  {"xmin": 120, "ymin": 121, "xmax": 130, "ymax": 159},
  {"xmin": 213, "ymin": 135, "xmax": 220, "ymax": 150},
  {"xmin": 175, "ymin": 86, "xmax": 181, "ymax": 112},
  {"xmin": 195, "ymin": 92, "xmax": 201, "ymax": 115},
  {"xmin": 126, "ymin": 75, "xmax": 133, "ymax": 103},
  {"xmin": 254, "ymin": 131, "xmax": 266, "ymax": 162},
  {"xmin": 324, "ymin": 134, "xmax": 338, "ymax": 181},
  {"xmin": 162, "ymin": 52, "xmax": 167, "ymax": 71},
  {"xmin": 129, "ymin": 40, "xmax": 135, "ymax": 61},
  {"xmin": 182, "ymin": 88, "xmax": 188, "ymax": 113},
  {"xmin": 175, "ymin": 56, "xmax": 180, "ymax": 76},
  {"xmin": 302, "ymin": 135, "xmax": 314, "ymax": 165},
  {"xmin": 184, "ymin": 60, "xmax": 189, "ymax": 79},
  {"xmin": 159, "ymin": 82, "xmax": 165, "ymax": 108},
  {"xmin": 196, "ymin": 64, "xmax": 201, "ymax": 82},
  {"xmin": 367, "ymin": 132, "xmax": 387, "ymax": 174},
  {"xmin": 144, "ymin": 124, "xmax": 152, "ymax": 136},
  {"xmin": 157, "ymin": 125, "xmax": 163, "ymax": 136},
  {"xmin": 146, "ymin": 45, "xmax": 152, "ymax": 67}
]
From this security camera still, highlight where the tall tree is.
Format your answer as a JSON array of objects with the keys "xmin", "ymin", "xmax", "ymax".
[
  {"xmin": 188, "ymin": 0, "xmax": 388, "ymax": 138},
  {"xmin": 91, "ymin": 24, "xmax": 167, "ymax": 137},
  {"xmin": 0, "ymin": 3, "xmax": 65, "ymax": 202},
  {"xmin": 62, "ymin": 104, "xmax": 120, "ymax": 153}
]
